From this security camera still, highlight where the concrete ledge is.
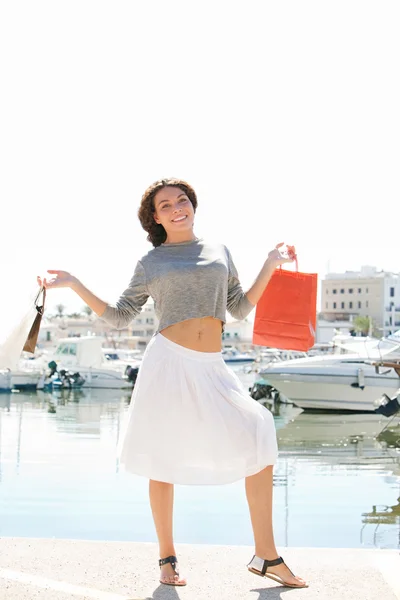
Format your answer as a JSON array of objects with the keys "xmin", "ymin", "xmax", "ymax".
[{"xmin": 0, "ymin": 538, "xmax": 399, "ymax": 600}]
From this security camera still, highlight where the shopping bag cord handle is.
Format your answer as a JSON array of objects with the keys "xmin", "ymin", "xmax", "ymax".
[{"xmin": 278, "ymin": 255, "xmax": 299, "ymax": 273}]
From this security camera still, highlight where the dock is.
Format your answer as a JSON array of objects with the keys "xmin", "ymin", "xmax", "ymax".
[{"xmin": 0, "ymin": 538, "xmax": 399, "ymax": 599}]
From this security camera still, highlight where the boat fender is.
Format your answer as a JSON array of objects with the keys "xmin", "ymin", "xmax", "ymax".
[{"xmin": 351, "ymin": 368, "xmax": 365, "ymax": 390}]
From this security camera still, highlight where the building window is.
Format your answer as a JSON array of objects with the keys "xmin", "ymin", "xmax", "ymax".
[
  {"xmin": 333, "ymin": 289, "xmax": 337, "ymax": 294},
  {"xmin": 390, "ymin": 287, "xmax": 395, "ymax": 297},
  {"xmin": 341, "ymin": 302, "xmax": 345, "ymax": 309},
  {"xmin": 358, "ymin": 301, "xmax": 361, "ymax": 309},
  {"xmin": 348, "ymin": 288, "xmax": 354, "ymax": 294},
  {"xmin": 349, "ymin": 302, "xmax": 353, "ymax": 309},
  {"xmin": 333, "ymin": 302, "xmax": 337, "ymax": 309},
  {"xmin": 325, "ymin": 302, "xmax": 328, "ymax": 309},
  {"xmin": 340, "ymin": 289, "xmax": 345, "ymax": 294},
  {"xmin": 366, "ymin": 288, "xmax": 369, "ymax": 293},
  {"xmin": 358, "ymin": 288, "xmax": 362, "ymax": 293},
  {"xmin": 146, "ymin": 318, "xmax": 154, "ymax": 324},
  {"xmin": 366, "ymin": 301, "xmax": 369, "ymax": 308}
]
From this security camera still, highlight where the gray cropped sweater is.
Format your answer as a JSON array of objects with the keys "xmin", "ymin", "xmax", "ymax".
[{"xmin": 100, "ymin": 238, "xmax": 254, "ymax": 331}]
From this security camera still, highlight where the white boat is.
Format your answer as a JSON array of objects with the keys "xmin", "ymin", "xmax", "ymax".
[
  {"xmin": 11, "ymin": 366, "xmax": 44, "ymax": 390},
  {"xmin": 33, "ymin": 336, "xmax": 138, "ymax": 390},
  {"xmin": 222, "ymin": 348, "xmax": 255, "ymax": 364},
  {"xmin": 0, "ymin": 286, "xmax": 46, "ymax": 391},
  {"xmin": 102, "ymin": 347, "xmax": 143, "ymax": 365},
  {"xmin": 260, "ymin": 353, "xmax": 400, "ymax": 412},
  {"xmin": 259, "ymin": 331, "xmax": 400, "ymax": 413},
  {"xmin": 0, "ymin": 370, "xmax": 12, "ymax": 392}
]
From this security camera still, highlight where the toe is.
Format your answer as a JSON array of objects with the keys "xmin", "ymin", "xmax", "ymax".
[{"xmin": 292, "ymin": 576, "xmax": 307, "ymax": 587}]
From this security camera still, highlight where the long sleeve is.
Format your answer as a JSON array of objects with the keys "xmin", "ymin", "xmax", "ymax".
[
  {"xmin": 101, "ymin": 260, "xmax": 149, "ymax": 329},
  {"xmin": 226, "ymin": 248, "xmax": 254, "ymax": 320}
]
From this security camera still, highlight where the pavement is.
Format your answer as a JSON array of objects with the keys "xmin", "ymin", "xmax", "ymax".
[{"xmin": 0, "ymin": 538, "xmax": 399, "ymax": 600}]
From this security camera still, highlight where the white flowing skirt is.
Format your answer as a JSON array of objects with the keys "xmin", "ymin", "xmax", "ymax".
[{"xmin": 117, "ymin": 334, "xmax": 278, "ymax": 485}]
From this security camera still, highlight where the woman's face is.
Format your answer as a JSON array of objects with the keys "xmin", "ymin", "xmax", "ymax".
[{"xmin": 153, "ymin": 186, "xmax": 195, "ymax": 235}]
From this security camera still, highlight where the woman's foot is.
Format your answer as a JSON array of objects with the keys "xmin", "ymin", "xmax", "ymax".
[
  {"xmin": 159, "ymin": 556, "xmax": 187, "ymax": 586},
  {"xmin": 248, "ymin": 555, "xmax": 308, "ymax": 588}
]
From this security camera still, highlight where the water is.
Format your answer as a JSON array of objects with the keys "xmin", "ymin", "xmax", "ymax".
[{"xmin": 1, "ymin": 383, "xmax": 399, "ymax": 550}]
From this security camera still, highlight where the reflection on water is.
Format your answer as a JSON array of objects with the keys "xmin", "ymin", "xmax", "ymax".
[{"xmin": 0, "ymin": 384, "xmax": 399, "ymax": 550}]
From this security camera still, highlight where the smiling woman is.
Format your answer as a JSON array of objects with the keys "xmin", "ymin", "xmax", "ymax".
[
  {"xmin": 37, "ymin": 177, "xmax": 306, "ymax": 589},
  {"xmin": 138, "ymin": 178, "xmax": 198, "ymax": 247}
]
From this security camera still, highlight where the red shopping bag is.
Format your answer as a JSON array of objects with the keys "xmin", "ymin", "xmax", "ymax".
[{"xmin": 252, "ymin": 260, "xmax": 317, "ymax": 351}]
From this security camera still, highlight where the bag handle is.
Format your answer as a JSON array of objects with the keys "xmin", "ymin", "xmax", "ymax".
[
  {"xmin": 277, "ymin": 255, "xmax": 299, "ymax": 273},
  {"xmin": 34, "ymin": 286, "xmax": 46, "ymax": 315}
]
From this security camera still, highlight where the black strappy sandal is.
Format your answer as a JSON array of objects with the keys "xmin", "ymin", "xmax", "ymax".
[
  {"xmin": 247, "ymin": 555, "xmax": 308, "ymax": 588},
  {"xmin": 159, "ymin": 555, "xmax": 187, "ymax": 587}
]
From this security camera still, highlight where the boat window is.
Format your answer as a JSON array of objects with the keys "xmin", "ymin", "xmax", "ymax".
[
  {"xmin": 69, "ymin": 344, "xmax": 77, "ymax": 356},
  {"xmin": 341, "ymin": 360, "xmax": 367, "ymax": 364},
  {"xmin": 56, "ymin": 344, "xmax": 69, "ymax": 355}
]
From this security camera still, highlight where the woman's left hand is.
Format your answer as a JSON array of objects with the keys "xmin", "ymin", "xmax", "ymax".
[{"xmin": 266, "ymin": 243, "xmax": 297, "ymax": 268}]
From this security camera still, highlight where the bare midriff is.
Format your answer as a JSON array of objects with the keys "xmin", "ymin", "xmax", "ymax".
[{"xmin": 159, "ymin": 317, "xmax": 223, "ymax": 352}]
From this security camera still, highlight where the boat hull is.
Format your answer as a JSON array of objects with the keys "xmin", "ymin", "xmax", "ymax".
[{"xmin": 261, "ymin": 363, "xmax": 400, "ymax": 412}]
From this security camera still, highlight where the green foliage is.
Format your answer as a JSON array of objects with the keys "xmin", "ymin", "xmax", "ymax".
[
  {"xmin": 353, "ymin": 315, "xmax": 371, "ymax": 336},
  {"xmin": 55, "ymin": 303, "xmax": 65, "ymax": 317}
]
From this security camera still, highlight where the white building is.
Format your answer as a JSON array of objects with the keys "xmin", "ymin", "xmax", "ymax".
[
  {"xmin": 91, "ymin": 300, "xmax": 158, "ymax": 349},
  {"xmin": 128, "ymin": 302, "xmax": 158, "ymax": 348},
  {"xmin": 222, "ymin": 317, "xmax": 254, "ymax": 351},
  {"xmin": 37, "ymin": 301, "xmax": 159, "ymax": 351},
  {"xmin": 321, "ymin": 266, "xmax": 400, "ymax": 336},
  {"xmin": 316, "ymin": 318, "xmax": 352, "ymax": 344}
]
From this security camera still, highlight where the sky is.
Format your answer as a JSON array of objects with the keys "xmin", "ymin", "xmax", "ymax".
[{"xmin": 1, "ymin": 1, "xmax": 399, "ymax": 321}]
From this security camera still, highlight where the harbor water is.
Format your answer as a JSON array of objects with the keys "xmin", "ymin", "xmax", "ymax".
[{"xmin": 0, "ymin": 378, "xmax": 399, "ymax": 550}]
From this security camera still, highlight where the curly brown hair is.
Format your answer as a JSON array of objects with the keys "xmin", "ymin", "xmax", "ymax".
[{"xmin": 138, "ymin": 178, "xmax": 198, "ymax": 247}]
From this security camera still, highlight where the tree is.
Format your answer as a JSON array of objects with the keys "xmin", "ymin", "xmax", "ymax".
[
  {"xmin": 56, "ymin": 303, "xmax": 65, "ymax": 318},
  {"xmin": 353, "ymin": 316, "xmax": 371, "ymax": 336},
  {"xmin": 68, "ymin": 312, "xmax": 81, "ymax": 318},
  {"xmin": 83, "ymin": 306, "xmax": 93, "ymax": 317}
]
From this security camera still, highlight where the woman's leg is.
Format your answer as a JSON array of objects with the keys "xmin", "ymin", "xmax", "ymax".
[
  {"xmin": 245, "ymin": 466, "xmax": 307, "ymax": 586},
  {"xmin": 149, "ymin": 479, "xmax": 186, "ymax": 585}
]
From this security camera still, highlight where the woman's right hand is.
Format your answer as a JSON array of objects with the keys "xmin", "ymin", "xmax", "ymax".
[{"xmin": 37, "ymin": 270, "xmax": 77, "ymax": 290}]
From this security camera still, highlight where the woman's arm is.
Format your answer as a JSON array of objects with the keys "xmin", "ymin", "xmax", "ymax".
[
  {"xmin": 246, "ymin": 243, "xmax": 296, "ymax": 306},
  {"xmin": 38, "ymin": 260, "xmax": 149, "ymax": 329},
  {"xmin": 37, "ymin": 270, "xmax": 107, "ymax": 316}
]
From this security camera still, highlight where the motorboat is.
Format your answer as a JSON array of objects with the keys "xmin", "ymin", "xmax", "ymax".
[
  {"xmin": 258, "ymin": 332, "xmax": 400, "ymax": 412},
  {"xmin": 260, "ymin": 353, "xmax": 400, "ymax": 412},
  {"xmin": 31, "ymin": 336, "xmax": 139, "ymax": 390},
  {"xmin": 222, "ymin": 348, "xmax": 255, "ymax": 364},
  {"xmin": 0, "ymin": 370, "xmax": 12, "ymax": 392},
  {"xmin": 103, "ymin": 347, "xmax": 143, "ymax": 363},
  {"xmin": 257, "ymin": 348, "xmax": 308, "ymax": 364},
  {"xmin": 0, "ymin": 286, "xmax": 47, "ymax": 391}
]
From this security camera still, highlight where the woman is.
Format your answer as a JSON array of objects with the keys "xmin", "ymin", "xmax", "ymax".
[{"xmin": 38, "ymin": 178, "xmax": 307, "ymax": 589}]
